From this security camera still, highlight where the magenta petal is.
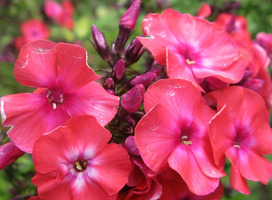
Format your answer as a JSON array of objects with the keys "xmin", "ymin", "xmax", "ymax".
[
  {"xmin": 87, "ymin": 143, "xmax": 131, "ymax": 196},
  {"xmin": 135, "ymin": 104, "xmax": 180, "ymax": 172},
  {"xmin": 65, "ymin": 81, "xmax": 119, "ymax": 126},
  {"xmin": 1, "ymin": 93, "xmax": 70, "ymax": 153},
  {"xmin": 239, "ymin": 148, "xmax": 272, "ymax": 184},
  {"xmin": 56, "ymin": 43, "xmax": 100, "ymax": 92},
  {"xmin": 14, "ymin": 40, "xmax": 58, "ymax": 88},
  {"xmin": 168, "ymin": 144, "xmax": 220, "ymax": 196}
]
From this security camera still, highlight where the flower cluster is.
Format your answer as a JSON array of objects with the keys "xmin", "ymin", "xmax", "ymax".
[{"xmin": 1, "ymin": 1, "xmax": 272, "ymax": 199}]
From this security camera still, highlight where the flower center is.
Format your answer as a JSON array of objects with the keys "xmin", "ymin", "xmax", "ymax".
[
  {"xmin": 233, "ymin": 141, "xmax": 240, "ymax": 148},
  {"xmin": 186, "ymin": 59, "xmax": 195, "ymax": 65},
  {"xmin": 74, "ymin": 160, "xmax": 88, "ymax": 172},
  {"xmin": 47, "ymin": 90, "xmax": 64, "ymax": 110},
  {"xmin": 181, "ymin": 135, "xmax": 192, "ymax": 145}
]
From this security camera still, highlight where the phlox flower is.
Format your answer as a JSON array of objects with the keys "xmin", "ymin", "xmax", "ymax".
[
  {"xmin": 135, "ymin": 79, "xmax": 225, "ymax": 195},
  {"xmin": 21, "ymin": 19, "xmax": 50, "ymax": 43},
  {"xmin": 32, "ymin": 115, "xmax": 131, "ymax": 200},
  {"xmin": 138, "ymin": 9, "xmax": 245, "ymax": 90},
  {"xmin": 209, "ymin": 86, "xmax": 272, "ymax": 194},
  {"xmin": 1, "ymin": 40, "xmax": 119, "ymax": 153}
]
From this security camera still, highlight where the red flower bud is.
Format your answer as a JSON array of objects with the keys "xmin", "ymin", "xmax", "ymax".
[
  {"xmin": 124, "ymin": 136, "xmax": 140, "ymax": 156},
  {"xmin": 125, "ymin": 38, "xmax": 145, "ymax": 65},
  {"xmin": 121, "ymin": 84, "xmax": 145, "ymax": 113},
  {"xmin": 120, "ymin": 0, "xmax": 141, "ymax": 32},
  {"xmin": 114, "ymin": 0, "xmax": 141, "ymax": 53},
  {"xmin": 91, "ymin": 25, "xmax": 111, "ymax": 61},
  {"xmin": 113, "ymin": 59, "xmax": 126, "ymax": 81},
  {"xmin": 0, "ymin": 142, "xmax": 24, "ymax": 169},
  {"xmin": 130, "ymin": 72, "xmax": 157, "ymax": 87},
  {"xmin": 104, "ymin": 78, "xmax": 115, "ymax": 89}
]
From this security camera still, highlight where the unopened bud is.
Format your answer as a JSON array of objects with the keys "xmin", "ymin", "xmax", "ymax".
[
  {"xmin": 91, "ymin": 25, "xmax": 111, "ymax": 61},
  {"xmin": 113, "ymin": 59, "xmax": 126, "ymax": 81},
  {"xmin": 104, "ymin": 78, "xmax": 114, "ymax": 89},
  {"xmin": 130, "ymin": 72, "xmax": 157, "ymax": 87},
  {"xmin": 124, "ymin": 136, "xmax": 140, "ymax": 156},
  {"xmin": 121, "ymin": 84, "xmax": 145, "ymax": 113},
  {"xmin": 120, "ymin": 0, "xmax": 141, "ymax": 32},
  {"xmin": 114, "ymin": 0, "xmax": 141, "ymax": 53},
  {"xmin": 125, "ymin": 38, "xmax": 145, "ymax": 65},
  {"xmin": 242, "ymin": 78, "xmax": 265, "ymax": 94},
  {"xmin": 256, "ymin": 32, "xmax": 272, "ymax": 57},
  {"xmin": 0, "ymin": 142, "xmax": 24, "ymax": 169}
]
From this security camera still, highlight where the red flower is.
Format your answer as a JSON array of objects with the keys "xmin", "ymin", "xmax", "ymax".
[
  {"xmin": 32, "ymin": 115, "xmax": 131, "ymax": 200},
  {"xmin": 44, "ymin": 0, "xmax": 74, "ymax": 30},
  {"xmin": 1, "ymin": 40, "xmax": 119, "ymax": 153},
  {"xmin": 135, "ymin": 79, "xmax": 225, "ymax": 195},
  {"xmin": 209, "ymin": 86, "xmax": 272, "ymax": 194},
  {"xmin": 21, "ymin": 19, "xmax": 50, "ymax": 43},
  {"xmin": 138, "ymin": 9, "xmax": 245, "ymax": 90}
]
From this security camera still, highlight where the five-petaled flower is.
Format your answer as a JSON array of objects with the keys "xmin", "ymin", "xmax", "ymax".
[
  {"xmin": 0, "ymin": 40, "xmax": 119, "ymax": 153},
  {"xmin": 32, "ymin": 115, "xmax": 131, "ymax": 200},
  {"xmin": 138, "ymin": 9, "xmax": 245, "ymax": 91},
  {"xmin": 135, "ymin": 79, "xmax": 225, "ymax": 195},
  {"xmin": 209, "ymin": 86, "xmax": 272, "ymax": 194}
]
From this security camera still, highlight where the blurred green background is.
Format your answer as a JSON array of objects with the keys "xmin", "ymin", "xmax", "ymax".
[{"xmin": 0, "ymin": 0, "xmax": 271, "ymax": 199}]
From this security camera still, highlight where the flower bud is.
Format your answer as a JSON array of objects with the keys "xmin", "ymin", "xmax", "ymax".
[
  {"xmin": 125, "ymin": 38, "xmax": 145, "ymax": 65},
  {"xmin": 120, "ymin": 0, "xmax": 141, "ymax": 32},
  {"xmin": 104, "ymin": 78, "xmax": 114, "ymax": 89},
  {"xmin": 124, "ymin": 136, "xmax": 140, "ymax": 156},
  {"xmin": 113, "ymin": 59, "xmax": 126, "ymax": 81},
  {"xmin": 121, "ymin": 84, "xmax": 145, "ymax": 113},
  {"xmin": 130, "ymin": 72, "xmax": 157, "ymax": 87},
  {"xmin": 114, "ymin": 0, "xmax": 141, "ymax": 53},
  {"xmin": 256, "ymin": 32, "xmax": 272, "ymax": 57},
  {"xmin": 197, "ymin": 4, "xmax": 211, "ymax": 19},
  {"xmin": 91, "ymin": 25, "xmax": 111, "ymax": 61},
  {"xmin": 0, "ymin": 141, "xmax": 24, "ymax": 169}
]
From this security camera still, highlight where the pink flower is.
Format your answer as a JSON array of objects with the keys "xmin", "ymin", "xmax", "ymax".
[
  {"xmin": 138, "ymin": 9, "xmax": 245, "ymax": 90},
  {"xmin": 1, "ymin": 40, "xmax": 119, "ymax": 153},
  {"xmin": 135, "ymin": 79, "xmax": 225, "ymax": 195},
  {"xmin": 256, "ymin": 32, "xmax": 272, "ymax": 58},
  {"xmin": 32, "ymin": 115, "xmax": 131, "ymax": 200},
  {"xmin": 21, "ymin": 19, "xmax": 50, "ymax": 43},
  {"xmin": 209, "ymin": 86, "xmax": 272, "ymax": 194},
  {"xmin": 44, "ymin": 0, "xmax": 74, "ymax": 30}
]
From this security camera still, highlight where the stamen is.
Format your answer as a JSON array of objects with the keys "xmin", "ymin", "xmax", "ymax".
[
  {"xmin": 75, "ymin": 160, "xmax": 87, "ymax": 171},
  {"xmin": 181, "ymin": 135, "xmax": 192, "ymax": 145},
  {"xmin": 52, "ymin": 103, "xmax": 57, "ymax": 110},
  {"xmin": 233, "ymin": 141, "xmax": 240, "ymax": 148},
  {"xmin": 186, "ymin": 59, "xmax": 195, "ymax": 65}
]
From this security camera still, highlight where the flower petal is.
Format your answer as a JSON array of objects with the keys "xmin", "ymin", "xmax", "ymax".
[
  {"xmin": 135, "ymin": 104, "xmax": 180, "ymax": 172},
  {"xmin": 56, "ymin": 43, "xmax": 100, "ymax": 92},
  {"xmin": 230, "ymin": 165, "xmax": 250, "ymax": 195},
  {"xmin": 239, "ymin": 148, "xmax": 272, "ymax": 184},
  {"xmin": 64, "ymin": 81, "xmax": 119, "ymax": 126},
  {"xmin": 87, "ymin": 143, "xmax": 131, "ymax": 196},
  {"xmin": 14, "ymin": 40, "xmax": 58, "ymax": 88},
  {"xmin": 168, "ymin": 144, "xmax": 220, "ymax": 196},
  {"xmin": 1, "ymin": 93, "xmax": 70, "ymax": 153}
]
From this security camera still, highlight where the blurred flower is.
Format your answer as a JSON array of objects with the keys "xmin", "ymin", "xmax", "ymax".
[
  {"xmin": 1, "ymin": 40, "xmax": 119, "ymax": 153},
  {"xmin": 21, "ymin": 19, "xmax": 50, "ymax": 43},
  {"xmin": 209, "ymin": 86, "xmax": 272, "ymax": 194},
  {"xmin": 138, "ymin": 9, "xmax": 245, "ymax": 91},
  {"xmin": 135, "ymin": 79, "xmax": 225, "ymax": 195},
  {"xmin": 32, "ymin": 115, "xmax": 131, "ymax": 199},
  {"xmin": 44, "ymin": 0, "xmax": 74, "ymax": 30}
]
